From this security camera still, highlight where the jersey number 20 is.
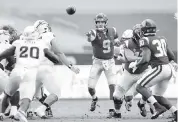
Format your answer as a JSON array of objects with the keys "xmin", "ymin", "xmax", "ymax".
[{"xmin": 20, "ymin": 46, "xmax": 39, "ymax": 59}]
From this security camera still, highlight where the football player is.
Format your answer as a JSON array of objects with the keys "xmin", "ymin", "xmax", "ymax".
[
  {"xmin": 129, "ymin": 19, "xmax": 177, "ymax": 121},
  {"xmin": 112, "ymin": 27, "xmax": 151, "ymax": 118},
  {"xmin": 86, "ymin": 13, "xmax": 119, "ymax": 111},
  {"xmin": 32, "ymin": 20, "xmax": 79, "ymax": 118},
  {"xmin": 0, "ymin": 25, "xmax": 61, "ymax": 122}
]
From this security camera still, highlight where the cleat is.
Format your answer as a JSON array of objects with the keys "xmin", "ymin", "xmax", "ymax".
[
  {"xmin": 34, "ymin": 105, "xmax": 47, "ymax": 119},
  {"xmin": 112, "ymin": 112, "xmax": 122, "ymax": 118},
  {"xmin": 90, "ymin": 97, "xmax": 98, "ymax": 111},
  {"xmin": 125, "ymin": 102, "xmax": 132, "ymax": 111},
  {"xmin": 27, "ymin": 111, "xmax": 33, "ymax": 118},
  {"xmin": 15, "ymin": 111, "xmax": 28, "ymax": 122},
  {"xmin": 107, "ymin": 109, "xmax": 115, "ymax": 118},
  {"xmin": 137, "ymin": 101, "xmax": 147, "ymax": 117},
  {"xmin": 151, "ymin": 102, "xmax": 167, "ymax": 119},
  {"xmin": 45, "ymin": 107, "xmax": 53, "ymax": 117}
]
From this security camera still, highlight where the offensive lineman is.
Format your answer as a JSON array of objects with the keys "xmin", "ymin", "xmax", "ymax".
[{"xmin": 86, "ymin": 13, "xmax": 119, "ymax": 111}]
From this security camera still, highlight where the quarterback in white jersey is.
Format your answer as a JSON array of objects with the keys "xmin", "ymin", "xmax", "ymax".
[
  {"xmin": 0, "ymin": 26, "xmax": 60, "ymax": 122},
  {"xmin": 32, "ymin": 20, "xmax": 79, "ymax": 118}
]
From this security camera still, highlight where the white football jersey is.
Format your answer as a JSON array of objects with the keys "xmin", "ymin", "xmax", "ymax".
[
  {"xmin": 13, "ymin": 39, "xmax": 47, "ymax": 68},
  {"xmin": 39, "ymin": 32, "xmax": 55, "ymax": 65}
]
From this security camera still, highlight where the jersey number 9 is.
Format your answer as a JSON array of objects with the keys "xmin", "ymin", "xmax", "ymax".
[
  {"xmin": 20, "ymin": 46, "xmax": 39, "ymax": 59},
  {"xmin": 103, "ymin": 40, "xmax": 111, "ymax": 53}
]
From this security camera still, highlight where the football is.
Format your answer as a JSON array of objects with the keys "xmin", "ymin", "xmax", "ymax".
[{"xmin": 66, "ymin": 6, "xmax": 76, "ymax": 15}]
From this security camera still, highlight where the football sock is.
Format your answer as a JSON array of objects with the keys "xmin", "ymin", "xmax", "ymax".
[
  {"xmin": 18, "ymin": 98, "xmax": 31, "ymax": 113},
  {"xmin": 124, "ymin": 95, "xmax": 133, "ymax": 102},
  {"xmin": 43, "ymin": 93, "xmax": 58, "ymax": 106},
  {"xmin": 10, "ymin": 91, "xmax": 20, "ymax": 106},
  {"xmin": 147, "ymin": 96, "xmax": 157, "ymax": 105},
  {"xmin": 154, "ymin": 95, "xmax": 176, "ymax": 113},
  {"xmin": 88, "ymin": 87, "xmax": 97, "ymax": 99},
  {"xmin": 109, "ymin": 84, "xmax": 115, "ymax": 100},
  {"xmin": 1, "ymin": 92, "xmax": 10, "ymax": 113}
]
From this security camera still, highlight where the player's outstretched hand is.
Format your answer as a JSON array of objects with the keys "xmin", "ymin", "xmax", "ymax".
[{"xmin": 71, "ymin": 65, "xmax": 80, "ymax": 74}]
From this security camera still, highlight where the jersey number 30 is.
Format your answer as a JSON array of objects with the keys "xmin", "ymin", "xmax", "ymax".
[
  {"xmin": 20, "ymin": 46, "xmax": 39, "ymax": 59},
  {"xmin": 152, "ymin": 39, "xmax": 167, "ymax": 57}
]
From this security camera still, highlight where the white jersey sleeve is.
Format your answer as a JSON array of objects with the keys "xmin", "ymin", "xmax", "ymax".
[
  {"xmin": 40, "ymin": 32, "xmax": 55, "ymax": 49},
  {"xmin": 40, "ymin": 32, "xmax": 56, "ymax": 65}
]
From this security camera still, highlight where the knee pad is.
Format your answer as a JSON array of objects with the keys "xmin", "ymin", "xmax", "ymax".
[{"xmin": 113, "ymin": 85, "xmax": 125, "ymax": 99}]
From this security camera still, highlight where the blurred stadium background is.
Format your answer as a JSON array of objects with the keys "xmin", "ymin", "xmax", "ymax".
[{"xmin": 0, "ymin": 0, "xmax": 177, "ymax": 65}]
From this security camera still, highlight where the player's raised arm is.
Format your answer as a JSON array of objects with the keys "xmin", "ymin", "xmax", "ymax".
[
  {"xmin": 50, "ymin": 39, "xmax": 80, "ymax": 74},
  {"xmin": 0, "ymin": 46, "xmax": 16, "ymax": 61},
  {"xmin": 86, "ymin": 29, "xmax": 96, "ymax": 42}
]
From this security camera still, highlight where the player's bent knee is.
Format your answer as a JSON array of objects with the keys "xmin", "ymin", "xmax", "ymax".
[
  {"xmin": 88, "ymin": 79, "xmax": 97, "ymax": 89},
  {"xmin": 113, "ymin": 85, "xmax": 125, "ymax": 99}
]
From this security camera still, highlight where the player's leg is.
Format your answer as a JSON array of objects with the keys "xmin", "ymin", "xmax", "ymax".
[
  {"xmin": 104, "ymin": 59, "xmax": 117, "ymax": 100},
  {"xmin": 124, "ymin": 83, "xmax": 136, "ymax": 112},
  {"xmin": 151, "ymin": 80, "xmax": 177, "ymax": 120},
  {"xmin": 0, "ymin": 67, "xmax": 22, "ymax": 120},
  {"xmin": 34, "ymin": 66, "xmax": 59, "ymax": 118},
  {"xmin": 136, "ymin": 65, "xmax": 172, "ymax": 119},
  {"xmin": 112, "ymin": 70, "xmax": 135, "ymax": 118},
  {"xmin": 15, "ymin": 68, "xmax": 37, "ymax": 122},
  {"xmin": 2, "ymin": 68, "xmax": 21, "ymax": 113},
  {"xmin": 88, "ymin": 59, "xmax": 102, "ymax": 111}
]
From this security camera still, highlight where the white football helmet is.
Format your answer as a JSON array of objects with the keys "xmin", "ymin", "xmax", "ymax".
[
  {"xmin": 120, "ymin": 29, "xmax": 133, "ymax": 42},
  {"xmin": 34, "ymin": 20, "xmax": 50, "ymax": 34},
  {"xmin": 22, "ymin": 26, "xmax": 39, "ymax": 39}
]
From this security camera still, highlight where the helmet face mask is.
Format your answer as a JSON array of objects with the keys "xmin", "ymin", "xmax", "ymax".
[
  {"xmin": 94, "ymin": 13, "xmax": 108, "ymax": 31},
  {"xmin": 36, "ymin": 23, "xmax": 50, "ymax": 34},
  {"xmin": 141, "ymin": 19, "xmax": 157, "ymax": 36},
  {"xmin": 34, "ymin": 20, "xmax": 50, "ymax": 34}
]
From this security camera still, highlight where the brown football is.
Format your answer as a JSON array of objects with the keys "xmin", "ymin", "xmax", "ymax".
[{"xmin": 66, "ymin": 6, "xmax": 76, "ymax": 15}]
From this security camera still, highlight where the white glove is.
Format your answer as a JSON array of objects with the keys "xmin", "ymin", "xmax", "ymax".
[
  {"xmin": 69, "ymin": 65, "xmax": 80, "ymax": 74},
  {"xmin": 129, "ymin": 60, "xmax": 138, "ymax": 73}
]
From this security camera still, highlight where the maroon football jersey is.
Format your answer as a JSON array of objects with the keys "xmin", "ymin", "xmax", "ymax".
[
  {"xmin": 91, "ymin": 27, "xmax": 118, "ymax": 59},
  {"xmin": 139, "ymin": 36, "xmax": 169, "ymax": 66},
  {"xmin": 123, "ymin": 39, "xmax": 148, "ymax": 74}
]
